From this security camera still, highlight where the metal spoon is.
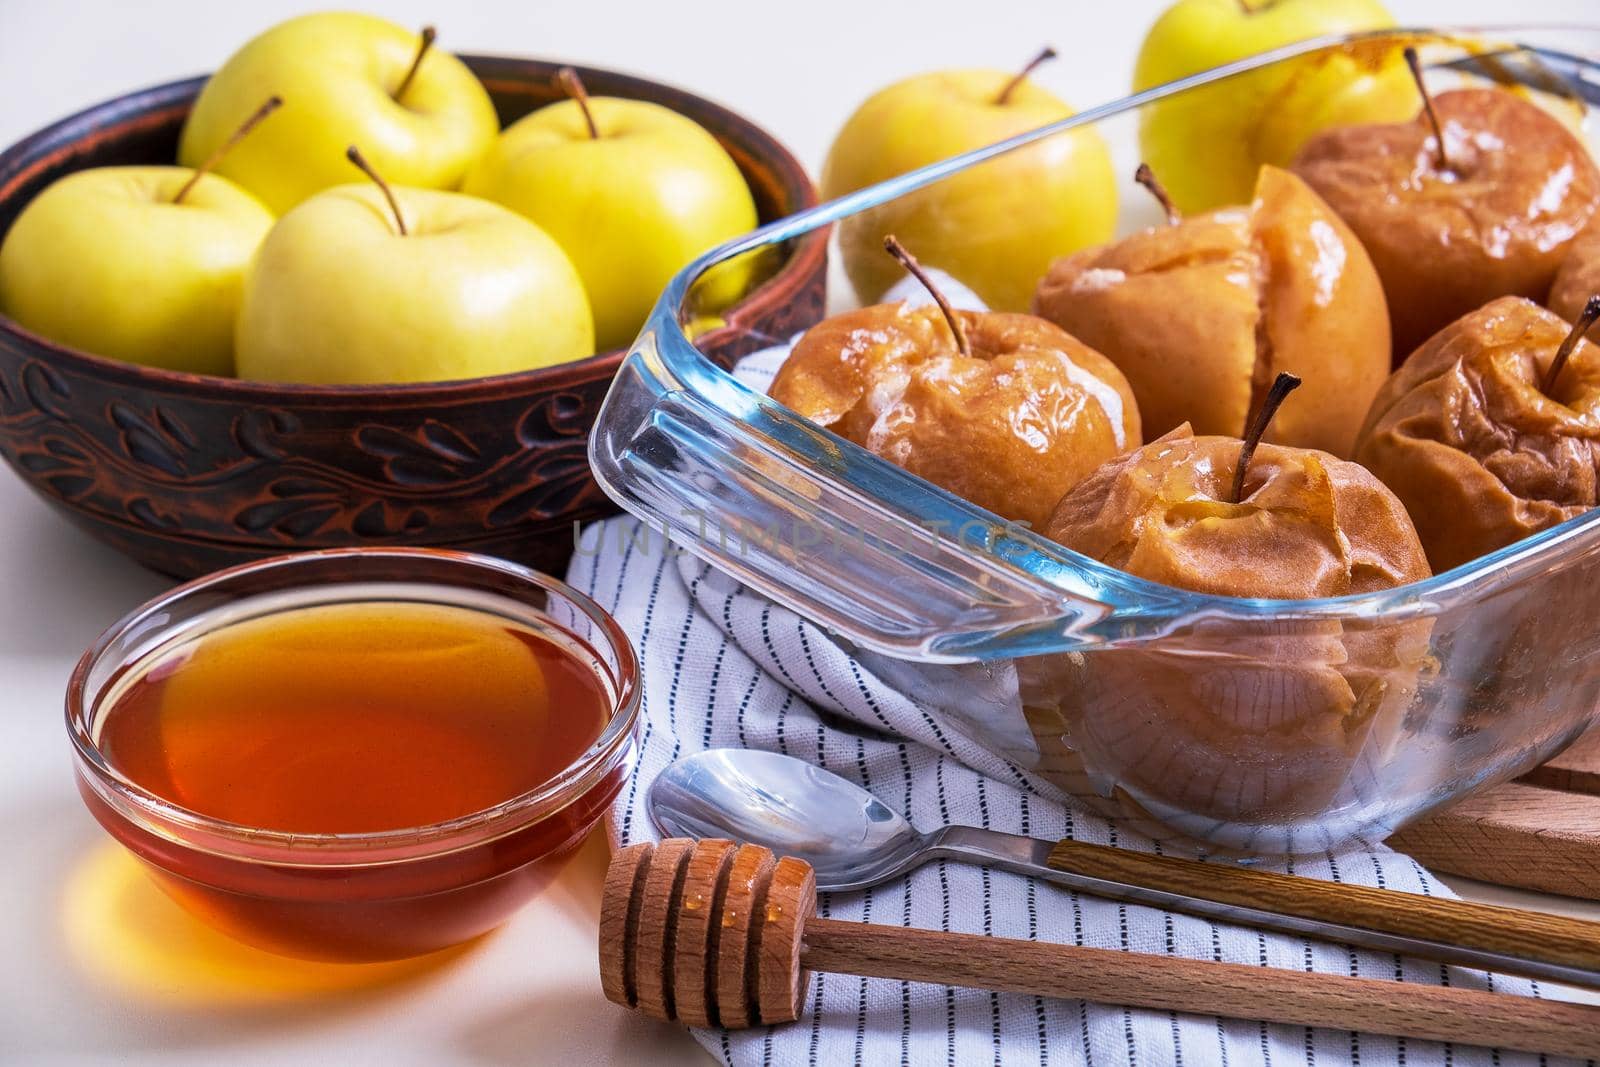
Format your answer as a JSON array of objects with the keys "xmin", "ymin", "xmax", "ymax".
[{"xmin": 648, "ymin": 748, "xmax": 1600, "ymax": 990}]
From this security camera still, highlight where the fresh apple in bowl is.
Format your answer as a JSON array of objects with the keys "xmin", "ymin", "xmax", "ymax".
[
  {"xmin": 0, "ymin": 165, "xmax": 272, "ymax": 378},
  {"xmin": 178, "ymin": 13, "xmax": 499, "ymax": 215},
  {"xmin": 237, "ymin": 150, "xmax": 595, "ymax": 384},
  {"xmin": 465, "ymin": 69, "xmax": 758, "ymax": 354},
  {"xmin": 0, "ymin": 97, "xmax": 284, "ymax": 377}
]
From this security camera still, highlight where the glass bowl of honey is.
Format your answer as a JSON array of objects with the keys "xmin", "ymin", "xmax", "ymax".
[{"xmin": 66, "ymin": 548, "xmax": 639, "ymax": 963}]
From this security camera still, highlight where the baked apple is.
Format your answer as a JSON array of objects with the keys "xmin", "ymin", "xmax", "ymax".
[
  {"xmin": 769, "ymin": 237, "xmax": 1140, "ymax": 531},
  {"xmin": 1034, "ymin": 377, "xmax": 1432, "ymax": 829},
  {"xmin": 1354, "ymin": 295, "xmax": 1600, "ymax": 572},
  {"xmin": 1292, "ymin": 62, "xmax": 1600, "ymax": 360},
  {"xmin": 1033, "ymin": 164, "xmax": 1389, "ymax": 458}
]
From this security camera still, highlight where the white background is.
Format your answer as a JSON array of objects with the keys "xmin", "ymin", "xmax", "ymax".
[{"xmin": 2, "ymin": 2, "xmax": 1599, "ymax": 1064}]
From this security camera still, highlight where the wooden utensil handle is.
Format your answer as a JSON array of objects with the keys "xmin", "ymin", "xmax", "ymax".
[
  {"xmin": 1048, "ymin": 839, "xmax": 1600, "ymax": 974},
  {"xmin": 802, "ymin": 918, "xmax": 1600, "ymax": 1058},
  {"xmin": 605, "ymin": 839, "xmax": 1600, "ymax": 1055}
]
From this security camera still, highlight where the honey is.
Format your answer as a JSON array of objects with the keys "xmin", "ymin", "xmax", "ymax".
[
  {"xmin": 71, "ymin": 567, "xmax": 637, "ymax": 964},
  {"xmin": 97, "ymin": 601, "xmax": 609, "ymax": 834}
]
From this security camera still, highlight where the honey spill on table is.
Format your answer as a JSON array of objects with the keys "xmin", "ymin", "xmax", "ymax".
[{"xmin": 96, "ymin": 601, "xmax": 609, "ymax": 834}]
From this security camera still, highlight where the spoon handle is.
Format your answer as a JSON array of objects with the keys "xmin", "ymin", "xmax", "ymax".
[{"xmin": 924, "ymin": 827, "xmax": 1600, "ymax": 989}]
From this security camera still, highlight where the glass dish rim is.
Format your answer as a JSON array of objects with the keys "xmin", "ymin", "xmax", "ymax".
[
  {"xmin": 615, "ymin": 23, "xmax": 1600, "ymax": 626},
  {"xmin": 65, "ymin": 546, "xmax": 641, "ymax": 862}
]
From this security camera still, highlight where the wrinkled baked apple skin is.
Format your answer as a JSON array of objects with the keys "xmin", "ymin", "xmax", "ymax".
[
  {"xmin": 1293, "ymin": 89, "xmax": 1600, "ymax": 362},
  {"xmin": 1047, "ymin": 427, "xmax": 1427, "ymax": 596},
  {"xmin": 1036, "ymin": 426, "xmax": 1431, "ymax": 825},
  {"xmin": 768, "ymin": 303, "xmax": 1141, "ymax": 531},
  {"xmin": 1033, "ymin": 166, "xmax": 1390, "ymax": 459},
  {"xmin": 1354, "ymin": 296, "xmax": 1600, "ymax": 573}
]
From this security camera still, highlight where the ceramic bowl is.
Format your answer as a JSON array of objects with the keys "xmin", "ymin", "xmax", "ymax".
[{"xmin": 0, "ymin": 56, "xmax": 826, "ymax": 577}]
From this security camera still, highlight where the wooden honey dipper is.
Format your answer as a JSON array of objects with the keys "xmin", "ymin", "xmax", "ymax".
[{"xmin": 600, "ymin": 838, "xmax": 1600, "ymax": 1057}]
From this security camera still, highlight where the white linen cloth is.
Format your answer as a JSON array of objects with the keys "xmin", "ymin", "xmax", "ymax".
[{"xmin": 566, "ymin": 276, "xmax": 1587, "ymax": 1067}]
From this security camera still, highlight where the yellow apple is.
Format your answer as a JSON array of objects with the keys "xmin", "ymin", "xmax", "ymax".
[
  {"xmin": 463, "ymin": 78, "xmax": 757, "ymax": 353},
  {"xmin": 0, "ymin": 166, "xmax": 273, "ymax": 375},
  {"xmin": 180, "ymin": 13, "xmax": 497, "ymax": 215},
  {"xmin": 822, "ymin": 63, "xmax": 1116, "ymax": 313},
  {"xmin": 1134, "ymin": 0, "xmax": 1413, "ymax": 213},
  {"xmin": 235, "ymin": 180, "xmax": 593, "ymax": 385}
]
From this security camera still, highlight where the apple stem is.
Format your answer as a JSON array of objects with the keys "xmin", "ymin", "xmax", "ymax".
[
  {"xmin": 996, "ymin": 46, "xmax": 1058, "ymax": 106},
  {"xmin": 1403, "ymin": 46, "xmax": 1450, "ymax": 171},
  {"xmin": 1134, "ymin": 163, "xmax": 1181, "ymax": 226},
  {"xmin": 882, "ymin": 235, "xmax": 970, "ymax": 358},
  {"xmin": 345, "ymin": 146, "xmax": 407, "ymax": 236},
  {"xmin": 1230, "ymin": 372, "xmax": 1301, "ymax": 504},
  {"xmin": 557, "ymin": 67, "xmax": 600, "ymax": 140},
  {"xmin": 1543, "ymin": 294, "xmax": 1600, "ymax": 395},
  {"xmin": 172, "ymin": 95, "xmax": 282, "ymax": 205},
  {"xmin": 394, "ymin": 25, "xmax": 437, "ymax": 101}
]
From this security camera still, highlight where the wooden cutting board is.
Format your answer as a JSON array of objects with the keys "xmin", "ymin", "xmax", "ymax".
[{"xmin": 1389, "ymin": 729, "xmax": 1600, "ymax": 899}]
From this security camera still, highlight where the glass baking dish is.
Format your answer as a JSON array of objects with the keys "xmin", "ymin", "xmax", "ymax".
[{"xmin": 591, "ymin": 27, "xmax": 1600, "ymax": 856}]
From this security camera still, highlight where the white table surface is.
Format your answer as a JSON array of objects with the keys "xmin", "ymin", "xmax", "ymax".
[{"xmin": 3, "ymin": 2, "xmax": 1599, "ymax": 1064}]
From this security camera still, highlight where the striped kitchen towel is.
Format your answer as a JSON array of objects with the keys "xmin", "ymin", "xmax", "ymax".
[{"xmin": 566, "ymin": 274, "xmax": 1587, "ymax": 1067}]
